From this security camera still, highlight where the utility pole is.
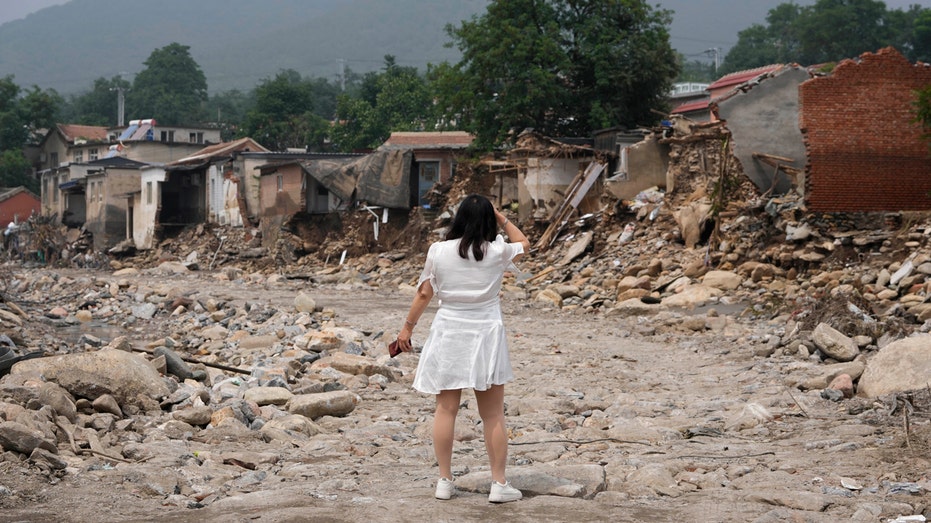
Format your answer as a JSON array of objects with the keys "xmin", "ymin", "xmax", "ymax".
[
  {"xmin": 110, "ymin": 72, "xmax": 132, "ymax": 127},
  {"xmin": 336, "ymin": 59, "xmax": 346, "ymax": 91},
  {"xmin": 110, "ymin": 85, "xmax": 129, "ymax": 127},
  {"xmin": 705, "ymin": 47, "xmax": 720, "ymax": 75}
]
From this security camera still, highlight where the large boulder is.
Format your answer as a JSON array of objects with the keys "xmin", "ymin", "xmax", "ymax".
[
  {"xmin": 812, "ymin": 323, "xmax": 859, "ymax": 362},
  {"xmin": 700, "ymin": 270, "xmax": 742, "ymax": 291},
  {"xmin": 287, "ymin": 390, "xmax": 358, "ymax": 420},
  {"xmin": 858, "ymin": 335, "xmax": 931, "ymax": 398},
  {"xmin": 0, "ymin": 421, "xmax": 57, "ymax": 455},
  {"xmin": 11, "ymin": 348, "xmax": 170, "ymax": 408}
]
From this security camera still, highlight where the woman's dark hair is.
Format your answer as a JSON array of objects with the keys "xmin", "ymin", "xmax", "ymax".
[{"xmin": 446, "ymin": 194, "xmax": 496, "ymax": 260}]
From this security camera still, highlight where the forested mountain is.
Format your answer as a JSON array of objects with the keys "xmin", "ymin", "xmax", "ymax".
[{"xmin": 0, "ymin": 0, "xmax": 488, "ymax": 94}]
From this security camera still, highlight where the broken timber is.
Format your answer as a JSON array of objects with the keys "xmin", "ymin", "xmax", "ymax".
[
  {"xmin": 753, "ymin": 152, "xmax": 802, "ymax": 196},
  {"xmin": 534, "ymin": 161, "xmax": 605, "ymax": 251}
]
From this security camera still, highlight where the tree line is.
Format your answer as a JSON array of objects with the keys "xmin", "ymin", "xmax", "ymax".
[{"xmin": 2, "ymin": 0, "xmax": 931, "ymax": 195}]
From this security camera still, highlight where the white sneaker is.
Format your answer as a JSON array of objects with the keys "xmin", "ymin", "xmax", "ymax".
[
  {"xmin": 435, "ymin": 477, "xmax": 455, "ymax": 500},
  {"xmin": 488, "ymin": 480, "xmax": 522, "ymax": 503}
]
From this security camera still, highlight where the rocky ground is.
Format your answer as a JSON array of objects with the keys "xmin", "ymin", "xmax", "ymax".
[
  {"xmin": 4, "ymin": 144, "xmax": 931, "ymax": 520},
  {"xmin": 0, "ymin": 239, "xmax": 930, "ymax": 522}
]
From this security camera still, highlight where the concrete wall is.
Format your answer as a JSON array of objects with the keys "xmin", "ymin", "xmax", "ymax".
[
  {"xmin": 124, "ymin": 142, "xmax": 205, "ymax": 165},
  {"xmin": 239, "ymin": 156, "xmax": 265, "ymax": 221},
  {"xmin": 718, "ymin": 67, "xmax": 808, "ymax": 195},
  {"xmin": 604, "ymin": 135, "xmax": 670, "ymax": 200},
  {"xmin": 800, "ymin": 47, "xmax": 931, "ymax": 212},
  {"xmin": 136, "ymin": 168, "xmax": 166, "ymax": 249},
  {"xmin": 38, "ymin": 133, "xmax": 69, "ymax": 171},
  {"xmin": 85, "ymin": 168, "xmax": 140, "ymax": 250},
  {"xmin": 520, "ymin": 157, "xmax": 582, "ymax": 220},
  {"xmin": 260, "ymin": 164, "xmax": 304, "ymax": 218}
]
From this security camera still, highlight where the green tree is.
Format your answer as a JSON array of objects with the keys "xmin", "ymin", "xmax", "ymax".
[
  {"xmin": 127, "ymin": 43, "xmax": 208, "ymax": 125},
  {"xmin": 240, "ymin": 70, "xmax": 337, "ymax": 151},
  {"xmin": 676, "ymin": 56, "xmax": 716, "ymax": 83},
  {"xmin": 0, "ymin": 76, "xmax": 57, "ymax": 192},
  {"xmin": 433, "ymin": 0, "xmax": 677, "ymax": 149},
  {"xmin": 0, "ymin": 76, "xmax": 27, "ymax": 149},
  {"xmin": 205, "ymin": 89, "xmax": 253, "ymax": 141},
  {"xmin": 915, "ymin": 85, "xmax": 931, "ymax": 142},
  {"xmin": 0, "ymin": 149, "xmax": 32, "ymax": 190},
  {"xmin": 890, "ymin": 6, "xmax": 931, "ymax": 62},
  {"xmin": 794, "ymin": 0, "xmax": 889, "ymax": 65},
  {"xmin": 722, "ymin": 0, "xmax": 930, "ymax": 72},
  {"xmin": 331, "ymin": 56, "xmax": 434, "ymax": 151},
  {"xmin": 61, "ymin": 75, "xmax": 131, "ymax": 126}
]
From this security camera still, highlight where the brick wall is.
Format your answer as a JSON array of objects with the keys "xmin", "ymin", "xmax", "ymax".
[
  {"xmin": 799, "ymin": 47, "xmax": 931, "ymax": 212},
  {"xmin": 0, "ymin": 190, "xmax": 40, "ymax": 227}
]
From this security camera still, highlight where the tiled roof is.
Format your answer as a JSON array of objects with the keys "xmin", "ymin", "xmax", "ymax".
[
  {"xmin": 670, "ymin": 99, "xmax": 711, "ymax": 115},
  {"xmin": 708, "ymin": 65, "xmax": 783, "ymax": 91},
  {"xmin": 57, "ymin": 124, "xmax": 109, "ymax": 143},
  {"xmin": 382, "ymin": 131, "xmax": 474, "ymax": 148}
]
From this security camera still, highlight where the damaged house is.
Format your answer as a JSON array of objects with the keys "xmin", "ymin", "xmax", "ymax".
[
  {"xmin": 133, "ymin": 138, "xmax": 268, "ymax": 249},
  {"xmin": 255, "ymin": 151, "xmax": 364, "ymax": 248},
  {"xmin": 601, "ymin": 127, "xmax": 666, "ymax": 201},
  {"xmin": 258, "ymin": 132, "xmax": 473, "ymax": 252},
  {"xmin": 799, "ymin": 47, "xmax": 931, "ymax": 212},
  {"xmin": 714, "ymin": 64, "xmax": 809, "ymax": 196},
  {"xmin": 504, "ymin": 130, "xmax": 611, "ymax": 228},
  {"xmin": 380, "ymin": 131, "xmax": 473, "ymax": 206},
  {"xmin": 77, "ymin": 157, "xmax": 150, "ymax": 250},
  {"xmin": 37, "ymin": 121, "xmax": 220, "ymax": 227}
]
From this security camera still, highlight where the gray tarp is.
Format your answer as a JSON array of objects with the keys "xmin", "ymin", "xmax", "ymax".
[{"xmin": 300, "ymin": 150, "xmax": 411, "ymax": 209}]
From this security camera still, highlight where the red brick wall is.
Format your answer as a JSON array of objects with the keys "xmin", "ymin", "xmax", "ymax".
[
  {"xmin": 799, "ymin": 47, "xmax": 931, "ymax": 212},
  {"xmin": 0, "ymin": 191, "xmax": 40, "ymax": 227}
]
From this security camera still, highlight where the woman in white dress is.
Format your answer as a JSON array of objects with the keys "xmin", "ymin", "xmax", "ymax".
[{"xmin": 396, "ymin": 194, "xmax": 530, "ymax": 503}]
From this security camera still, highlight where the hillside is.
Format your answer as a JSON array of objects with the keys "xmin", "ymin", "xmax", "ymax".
[{"xmin": 0, "ymin": 0, "xmax": 488, "ymax": 94}]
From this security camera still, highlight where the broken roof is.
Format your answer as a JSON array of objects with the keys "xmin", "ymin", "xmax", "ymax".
[
  {"xmin": 300, "ymin": 149, "xmax": 411, "ymax": 209},
  {"xmin": 708, "ymin": 65, "xmax": 784, "ymax": 92},
  {"xmin": 670, "ymin": 98, "xmax": 711, "ymax": 115},
  {"xmin": 83, "ymin": 156, "xmax": 150, "ymax": 169},
  {"xmin": 380, "ymin": 131, "xmax": 474, "ymax": 150},
  {"xmin": 507, "ymin": 130, "xmax": 600, "ymax": 158},
  {"xmin": 55, "ymin": 124, "xmax": 109, "ymax": 144},
  {"xmin": 168, "ymin": 137, "xmax": 269, "ymax": 167}
]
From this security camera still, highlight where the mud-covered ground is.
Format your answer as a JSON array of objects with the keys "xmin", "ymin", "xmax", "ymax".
[{"xmin": 1, "ymin": 269, "xmax": 929, "ymax": 523}]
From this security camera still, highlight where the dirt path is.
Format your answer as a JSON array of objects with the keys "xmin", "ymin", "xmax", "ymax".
[{"xmin": 0, "ymin": 271, "xmax": 925, "ymax": 522}]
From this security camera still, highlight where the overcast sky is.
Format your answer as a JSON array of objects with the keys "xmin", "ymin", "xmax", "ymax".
[{"xmin": 2, "ymin": 0, "xmax": 929, "ymax": 59}]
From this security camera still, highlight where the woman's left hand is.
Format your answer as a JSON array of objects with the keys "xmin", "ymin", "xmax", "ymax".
[{"xmin": 397, "ymin": 325, "xmax": 413, "ymax": 352}]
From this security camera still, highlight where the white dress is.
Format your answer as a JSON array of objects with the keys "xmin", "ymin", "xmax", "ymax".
[{"xmin": 412, "ymin": 235, "xmax": 524, "ymax": 394}]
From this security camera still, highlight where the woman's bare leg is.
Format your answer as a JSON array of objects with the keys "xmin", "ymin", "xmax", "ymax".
[
  {"xmin": 475, "ymin": 385, "xmax": 507, "ymax": 483},
  {"xmin": 434, "ymin": 389, "xmax": 462, "ymax": 479}
]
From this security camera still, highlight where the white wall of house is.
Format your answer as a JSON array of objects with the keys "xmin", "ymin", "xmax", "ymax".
[
  {"xmin": 137, "ymin": 167, "xmax": 166, "ymax": 249},
  {"xmin": 239, "ymin": 157, "xmax": 264, "ymax": 221},
  {"xmin": 207, "ymin": 164, "xmax": 243, "ymax": 227},
  {"xmin": 524, "ymin": 157, "xmax": 579, "ymax": 201}
]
